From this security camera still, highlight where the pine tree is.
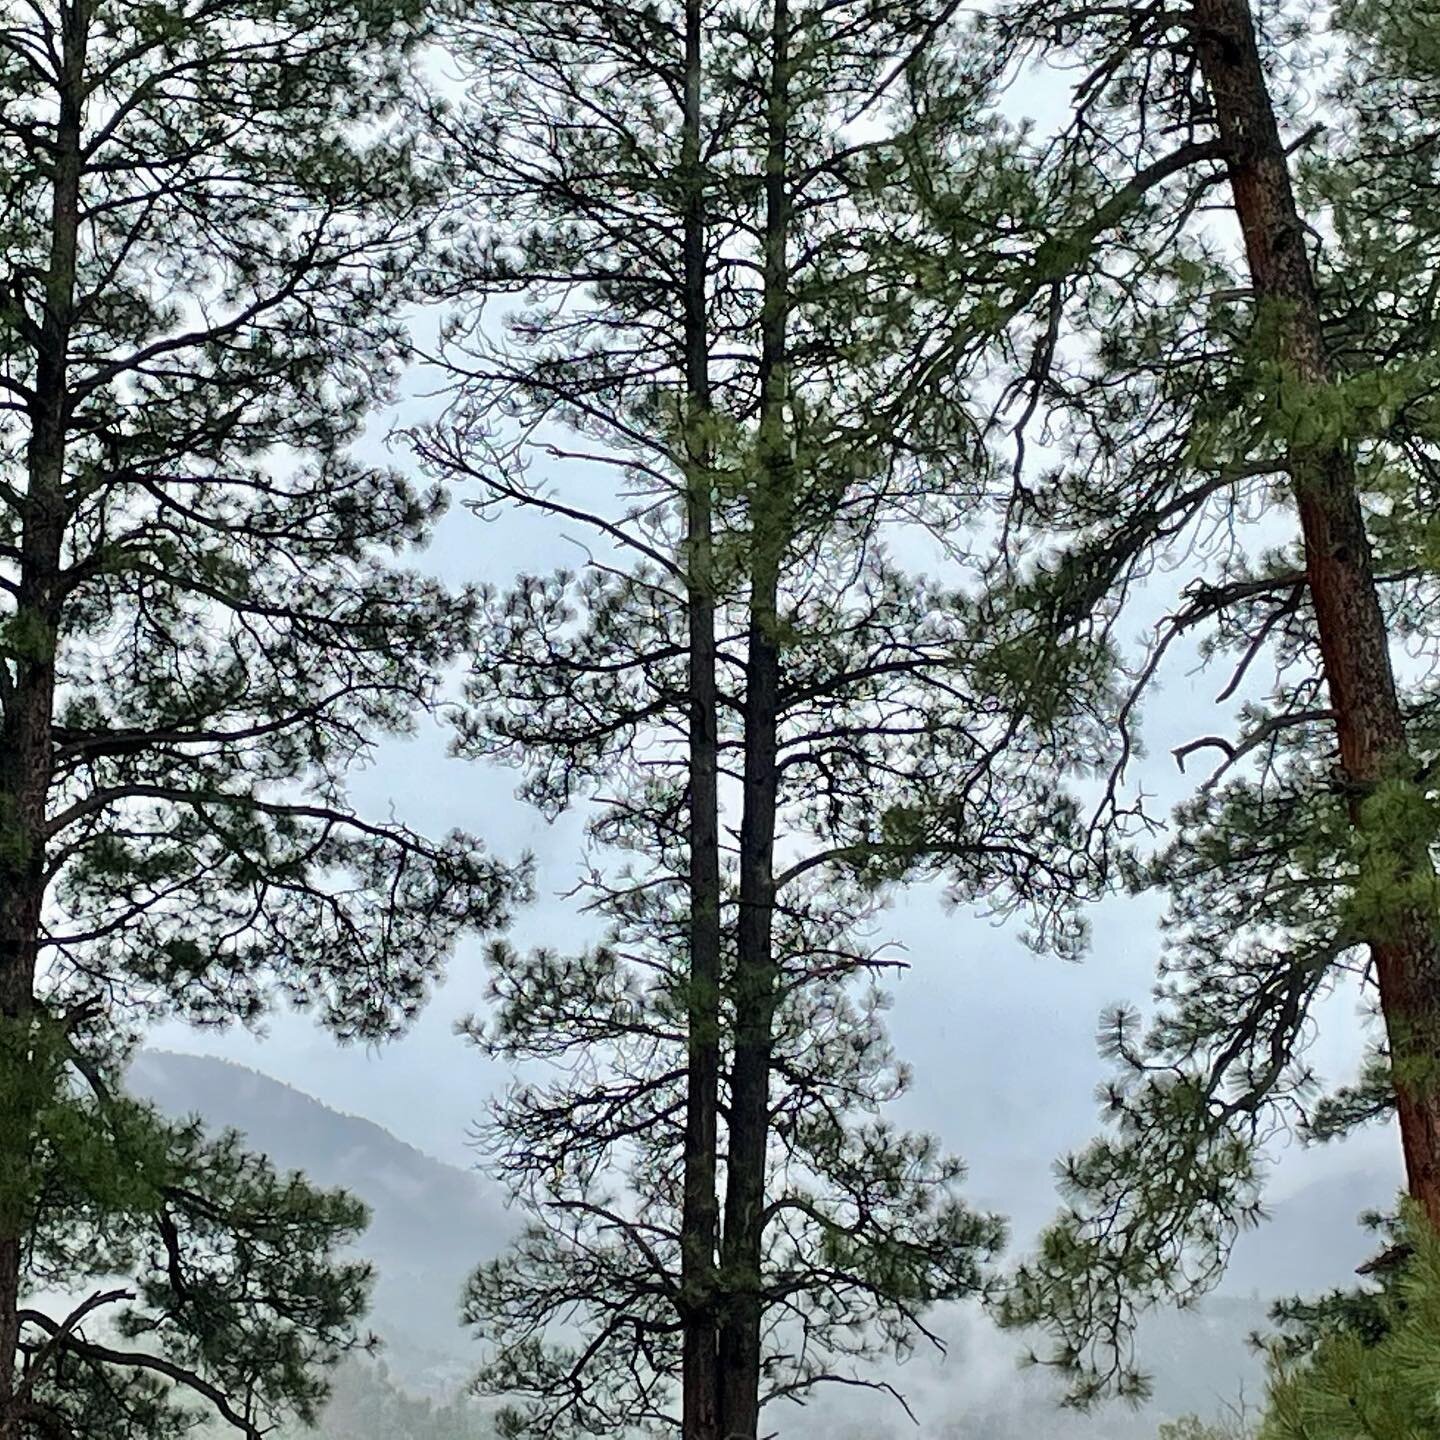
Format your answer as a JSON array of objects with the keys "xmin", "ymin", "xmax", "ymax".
[
  {"xmin": 419, "ymin": 2, "xmax": 1107, "ymax": 1434},
  {"xmin": 971, "ymin": 0, "xmax": 1440, "ymax": 1405},
  {"xmin": 0, "ymin": 1, "xmax": 522, "ymax": 1433},
  {"xmin": 1258, "ymin": 1205, "xmax": 1440, "ymax": 1440}
]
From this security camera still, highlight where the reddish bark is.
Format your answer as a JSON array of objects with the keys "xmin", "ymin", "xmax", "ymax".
[{"xmin": 1193, "ymin": 0, "xmax": 1440, "ymax": 1230}]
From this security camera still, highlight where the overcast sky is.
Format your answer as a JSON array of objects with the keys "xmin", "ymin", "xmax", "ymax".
[
  {"xmin": 149, "ymin": 39, "xmax": 1405, "ymax": 1278},
  {"xmin": 148, "ymin": 417, "xmax": 1399, "ymax": 1258}
]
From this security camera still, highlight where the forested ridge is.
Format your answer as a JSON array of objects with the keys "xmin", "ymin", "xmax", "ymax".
[{"xmin": 3, "ymin": 1, "xmax": 1440, "ymax": 1437}]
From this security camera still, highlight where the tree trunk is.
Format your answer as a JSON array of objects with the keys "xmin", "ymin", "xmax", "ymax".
[
  {"xmin": 0, "ymin": 3, "xmax": 84, "ymax": 1430},
  {"xmin": 718, "ymin": 3, "xmax": 790, "ymax": 1433},
  {"xmin": 679, "ymin": 0, "xmax": 723, "ymax": 1433},
  {"xmin": 1193, "ymin": 0, "xmax": 1440, "ymax": 1230}
]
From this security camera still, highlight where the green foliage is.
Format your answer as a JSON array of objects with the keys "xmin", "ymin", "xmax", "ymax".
[
  {"xmin": 2, "ymin": 0, "xmax": 526, "ymax": 1046},
  {"xmin": 6, "ymin": 1021, "xmax": 372, "ymax": 1437},
  {"xmin": 1258, "ymin": 1208, "xmax": 1440, "ymax": 1440},
  {"xmin": 997, "ymin": 741, "xmax": 1355, "ymax": 1401},
  {"xmin": 462, "ymin": 902, "xmax": 1010, "ymax": 1436},
  {"xmin": 422, "ymin": 0, "xmax": 1113, "ymax": 1432},
  {"xmin": 1, "ymin": 0, "xmax": 527, "ymax": 1433},
  {"xmin": 978, "ymin": 0, "xmax": 1440, "ymax": 1411}
]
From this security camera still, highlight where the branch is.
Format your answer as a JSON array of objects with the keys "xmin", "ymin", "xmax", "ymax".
[
  {"xmin": 44, "ymin": 783, "xmax": 429, "ymax": 847},
  {"xmin": 765, "ymin": 1370, "xmax": 920, "ymax": 1425},
  {"xmin": 15, "ymin": 1313, "xmax": 264, "ymax": 1440},
  {"xmin": 16, "ymin": 1290, "xmax": 134, "ymax": 1401},
  {"xmin": 1172, "ymin": 709, "xmax": 1334, "ymax": 789},
  {"xmin": 1213, "ymin": 582, "xmax": 1304, "ymax": 704},
  {"xmin": 433, "ymin": 442, "xmax": 684, "ymax": 582}
]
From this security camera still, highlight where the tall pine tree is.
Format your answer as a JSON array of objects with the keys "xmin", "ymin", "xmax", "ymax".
[
  {"xmin": 419, "ymin": 1, "xmax": 1107, "ymax": 1434},
  {"xmin": 0, "ymin": 1, "xmax": 521, "ymax": 1433},
  {"xmin": 969, "ymin": 0, "xmax": 1440, "ymax": 1403}
]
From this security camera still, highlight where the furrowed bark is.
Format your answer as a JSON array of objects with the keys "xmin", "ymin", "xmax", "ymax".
[
  {"xmin": 1193, "ymin": 0, "xmax": 1440, "ymax": 1230},
  {"xmin": 718, "ymin": 2, "xmax": 790, "ymax": 1433},
  {"xmin": 0, "ymin": 1, "xmax": 86, "ymax": 1429},
  {"xmin": 679, "ymin": 0, "xmax": 723, "ymax": 1432}
]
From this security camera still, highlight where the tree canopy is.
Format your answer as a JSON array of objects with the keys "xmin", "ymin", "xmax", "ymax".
[
  {"xmin": 0, "ymin": 0, "xmax": 524, "ymax": 1432},
  {"xmin": 4, "ymin": 0, "xmax": 1440, "ymax": 1436}
]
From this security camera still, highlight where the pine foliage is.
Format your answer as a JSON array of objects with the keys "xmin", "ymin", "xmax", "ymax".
[
  {"xmin": 422, "ymin": 1, "xmax": 1112, "ymax": 1432},
  {"xmin": 0, "ymin": 0, "xmax": 525, "ymax": 1432},
  {"xmin": 1260, "ymin": 1208, "xmax": 1440, "ymax": 1440}
]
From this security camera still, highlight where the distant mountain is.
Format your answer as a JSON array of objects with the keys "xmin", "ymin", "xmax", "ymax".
[
  {"xmin": 125, "ymin": 1051, "xmax": 1403, "ymax": 1439},
  {"xmin": 126, "ymin": 1050, "xmax": 515, "ymax": 1393}
]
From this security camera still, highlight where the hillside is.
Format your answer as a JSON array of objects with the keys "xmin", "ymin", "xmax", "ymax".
[
  {"xmin": 126, "ymin": 1050, "xmax": 514, "ymax": 1393},
  {"xmin": 125, "ymin": 1051, "xmax": 1399, "ymax": 1439}
]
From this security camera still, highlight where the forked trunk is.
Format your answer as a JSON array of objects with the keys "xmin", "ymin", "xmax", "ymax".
[{"xmin": 718, "ymin": 2, "xmax": 791, "ymax": 1432}]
